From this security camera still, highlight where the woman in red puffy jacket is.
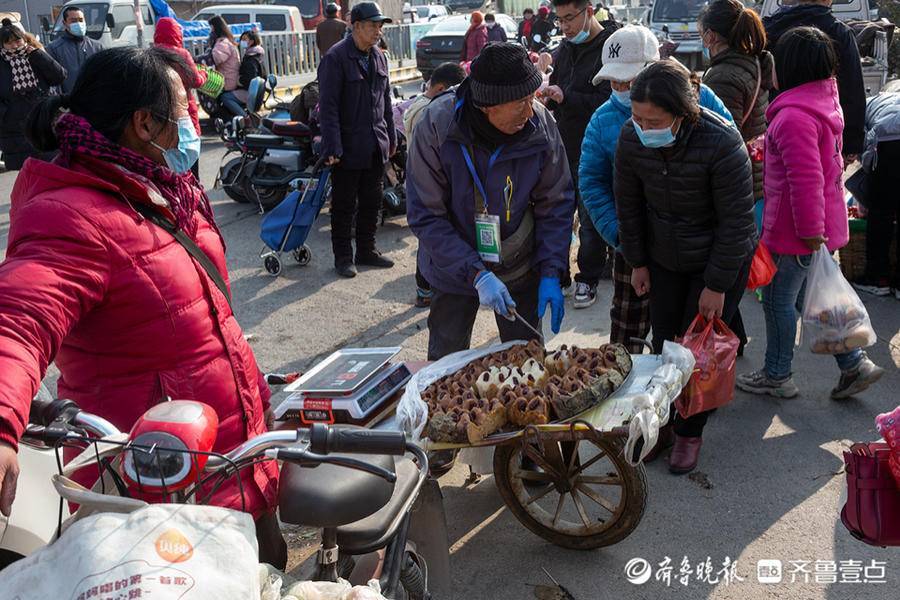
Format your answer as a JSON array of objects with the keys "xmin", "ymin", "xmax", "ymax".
[{"xmin": 0, "ymin": 46, "xmax": 285, "ymax": 567}]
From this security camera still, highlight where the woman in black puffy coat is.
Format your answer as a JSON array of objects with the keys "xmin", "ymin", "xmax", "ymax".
[
  {"xmin": 0, "ymin": 19, "xmax": 65, "ymax": 169},
  {"xmin": 614, "ymin": 59, "xmax": 757, "ymax": 475}
]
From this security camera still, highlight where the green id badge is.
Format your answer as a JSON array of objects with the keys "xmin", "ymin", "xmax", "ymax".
[{"xmin": 475, "ymin": 213, "xmax": 501, "ymax": 264}]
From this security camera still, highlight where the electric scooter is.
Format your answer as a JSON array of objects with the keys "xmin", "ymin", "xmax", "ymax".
[{"xmin": 14, "ymin": 396, "xmax": 450, "ymax": 599}]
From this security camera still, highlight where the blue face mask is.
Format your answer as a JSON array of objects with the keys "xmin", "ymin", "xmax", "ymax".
[
  {"xmin": 633, "ymin": 119, "xmax": 678, "ymax": 148},
  {"xmin": 68, "ymin": 21, "xmax": 86, "ymax": 38},
  {"xmin": 569, "ymin": 11, "xmax": 591, "ymax": 44},
  {"xmin": 612, "ymin": 88, "xmax": 631, "ymax": 107},
  {"xmin": 152, "ymin": 117, "xmax": 201, "ymax": 174},
  {"xmin": 702, "ymin": 45, "xmax": 710, "ymax": 61}
]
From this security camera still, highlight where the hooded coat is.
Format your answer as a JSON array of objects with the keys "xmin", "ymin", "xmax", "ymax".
[
  {"xmin": 153, "ymin": 18, "xmax": 208, "ymax": 135},
  {"xmin": 762, "ymin": 78, "xmax": 849, "ymax": 256},
  {"xmin": 0, "ymin": 156, "xmax": 278, "ymax": 516}
]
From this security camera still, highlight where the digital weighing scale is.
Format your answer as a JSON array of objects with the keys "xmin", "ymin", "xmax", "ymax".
[{"xmin": 273, "ymin": 347, "xmax": 412, "ymax": 426}]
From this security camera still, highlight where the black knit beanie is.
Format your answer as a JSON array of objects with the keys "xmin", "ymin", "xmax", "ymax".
[{"xmin": 469, "ymin": 43, "xmax": 543, "ymax": 107}]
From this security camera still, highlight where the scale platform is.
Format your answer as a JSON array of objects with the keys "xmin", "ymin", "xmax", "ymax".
[{"xmin": 274, "ymin": 348, "xmax": 412, "ymax": 426}]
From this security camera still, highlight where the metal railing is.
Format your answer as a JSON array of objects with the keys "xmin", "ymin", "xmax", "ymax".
[{"xmin": 184, "ymin": 23, "xmax": 431, "ymax": 82}]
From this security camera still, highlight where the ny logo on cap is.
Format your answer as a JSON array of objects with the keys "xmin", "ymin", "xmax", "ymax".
[{"xmin": 608, "ymin": 43, "xmax": 621, "ymax": 58}]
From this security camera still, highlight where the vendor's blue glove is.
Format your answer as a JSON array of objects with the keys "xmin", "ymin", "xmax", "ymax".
[
  {"xmin": 474, "ymin": 271, "xmax": 516, "ymax": 320},
  {"xmin": 537, "ymin": 276, "xmax": 565, "ymax": 334}
]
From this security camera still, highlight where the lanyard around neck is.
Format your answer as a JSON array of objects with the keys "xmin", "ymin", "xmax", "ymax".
[{"xmin": 459, "ymin": 143, "xmax": 504, "ymax": 215}]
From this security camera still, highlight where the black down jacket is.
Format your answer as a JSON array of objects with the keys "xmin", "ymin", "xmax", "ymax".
[
  {"xmin": 702, "ymin": 49, "xmax": 774, "ymax": 199},
  {"xmin": 614, "ymin": 108, "xmax": 757, "ymax": 293}
]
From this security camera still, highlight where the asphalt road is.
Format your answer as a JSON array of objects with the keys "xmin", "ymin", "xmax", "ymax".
[{"xmin": 1, "ymin": 138, "xmax": 899, "ymax": 599}]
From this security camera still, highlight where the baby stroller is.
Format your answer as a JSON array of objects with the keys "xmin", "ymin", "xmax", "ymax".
[{"xmin": 259, "ymin": 163, "xmax": 332, "ymax": 276}]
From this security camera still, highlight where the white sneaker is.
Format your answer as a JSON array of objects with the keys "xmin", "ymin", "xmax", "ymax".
[
  {"xmin": 573, "ymin": 282, "xmax": 597, "ymax": 309},
  {"xmin": 562, "ymin": 283, "xmax": 574, "ymax": 297}
]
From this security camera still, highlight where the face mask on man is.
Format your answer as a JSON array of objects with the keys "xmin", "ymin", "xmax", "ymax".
[
  {"xmin": 569, "ymin": 10, "xmax": 592, "ymax": 44},
  {"xmin": 633, "ymin": 119, "xmax": 678, "ymax": 148},
  {"xmin": 151, "ymin": 117, "xmax": 202, "ymax": 174},
  {"xmin": 68, "ymin": 21, "xmax": 86, "ymax": 38}
]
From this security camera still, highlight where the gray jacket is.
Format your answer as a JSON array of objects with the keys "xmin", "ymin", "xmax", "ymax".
[
  {"xmin": 47, "ymin": 32, "xmax": 104, "ymax": 94},
  {"xmin": 862, "ymin": 92, "xmax": 900, "ymax": 173}
]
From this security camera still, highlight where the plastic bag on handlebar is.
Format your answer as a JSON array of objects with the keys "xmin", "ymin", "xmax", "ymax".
[{"xmin": 396, "ymin": 340, "xmax": 529, "ymax": 440}]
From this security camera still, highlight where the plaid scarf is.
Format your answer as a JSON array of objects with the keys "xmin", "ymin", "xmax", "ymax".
[
  {"xmin": 55, "ymin": 113, "xmax": 220, "ymax": 240},
  {"xmin": 1, "ymin": 46, "xmax": 38, "ymax": 94}
]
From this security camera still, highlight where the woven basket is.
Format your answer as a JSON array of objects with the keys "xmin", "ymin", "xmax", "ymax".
[
  {"xmin": 838, "ymin": 218, "xmax": 898, "ymax": 282},
  {"xmin": 198, "ymin": 67, "xmax": 225, "ymax": 99}
]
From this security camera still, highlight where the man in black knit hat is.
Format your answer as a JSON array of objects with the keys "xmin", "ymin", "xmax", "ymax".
[{"xmin": 406, "ymin": 43, "xmax": 575, "ymax": 359}]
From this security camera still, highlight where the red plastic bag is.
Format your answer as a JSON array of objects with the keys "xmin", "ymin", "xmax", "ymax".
[
  {"xmin": 675, "ymin": 315, "xmax": 740, "ymax": 419},
  {"xmin": 746, "ymin": 241, "xmax": 776, "ymax": 290}
]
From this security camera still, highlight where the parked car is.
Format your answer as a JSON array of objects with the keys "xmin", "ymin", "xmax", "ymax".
[
  {"xmin": 415, "ymin": 13, "xmax": 517, "ymax": 80},
  {"xmin": 45, "ymin": 0, "xmax": 157, "ymax": 47},
  {"xmin": 192, "ymin": 4, "xmax": 304, "ymax": 34},
  {"xmin": 444, "ymin": 0, "xmax": 486, "ymax": 13},
  {"xmin": 415, "ymin": 4, "xmax": 450, "ymax": 21}
]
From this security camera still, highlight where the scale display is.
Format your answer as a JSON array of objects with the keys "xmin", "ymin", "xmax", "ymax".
[
  {"xmin": 275, "ymin": 362, "xmax": 412, "ymax": 426},
  {"xmin": 286, "ymin": 347, "xmax": 401, "ymax": 396}
]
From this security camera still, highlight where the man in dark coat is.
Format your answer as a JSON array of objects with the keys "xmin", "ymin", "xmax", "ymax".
[
  {"xmin": 318, "ymin": 2, "xmax": 397, "ymax": 277},
  {"xmin": 484, "ymin": 13, "xmax": 507, "ymax": 43},
  {"xmin": 316, "ymin": 3, "xmax": 348, "ymax": 56},
  {"xmin": 517, "ymin": 8, "xmax": 535, "ymax": 46},
  {"xmin": 46, "ymin": 5, "xmax": 103, "ymax": 94},
  {"xmin": 543, "ymin": 0, "xmax": 620, "ymax": 308},
  {"xmin": 530, "ymin": 7, "xmax": 556, "ymax": 50},
  {"xmin": 763, "ymin": 0, "xmax": 866, "ymax": 156}
]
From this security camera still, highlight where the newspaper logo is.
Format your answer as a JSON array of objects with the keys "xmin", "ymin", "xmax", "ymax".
[
  {"xmin": 757, "ymin": 559, "xmax": 783, "ymax": 584},
  {"xmin": 624, "ymin": 558, "xmax": 653, "ymax": 585}
]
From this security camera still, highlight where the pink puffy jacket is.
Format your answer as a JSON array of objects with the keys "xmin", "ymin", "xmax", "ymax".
[
  {"xmin": 212, "ymin": 37, "xmax": 241, "ymax": 91},
  {"xmin": 0, "ymin": 156, "xmax": 278, "ymax": 515},
  {"xmin": 762, "ymin": 78, "xmax": 849, "ymax": 255}
]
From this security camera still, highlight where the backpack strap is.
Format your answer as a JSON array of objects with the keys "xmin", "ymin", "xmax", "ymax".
[{"xmin": 132, "ymin": 203, "xmax": 234, "ymax": 312}]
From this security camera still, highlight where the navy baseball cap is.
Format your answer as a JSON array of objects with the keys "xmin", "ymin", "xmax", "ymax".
[{"xmin": 350, "ymin": 2, "xmax": 392, "ymax": 23}]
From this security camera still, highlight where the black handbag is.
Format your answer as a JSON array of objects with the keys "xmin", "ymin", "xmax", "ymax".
[{"xmin": 845, "ymin": 168, "xmax": 872, "ymax": 208}]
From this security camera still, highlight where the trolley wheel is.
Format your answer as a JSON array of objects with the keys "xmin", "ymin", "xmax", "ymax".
[
  {"xmin": 493, "ymin": 431, "xmax": 647, "ymax": 550},
  {"xmin": 263, "ymin": 254, "xmax": 283, "ymax": 276},
  {"xmin": 292, "ymin": 245, "xmax": 312, "ymax": 266}
]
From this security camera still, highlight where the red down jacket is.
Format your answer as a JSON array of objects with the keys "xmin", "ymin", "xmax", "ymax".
[
  {"xmin": 0, "ymin": 156, "xmax": 278, "ymax": 515},
  {"xmin": 153, "ymin": 17, "xmax": 208, "ymax": 136}
]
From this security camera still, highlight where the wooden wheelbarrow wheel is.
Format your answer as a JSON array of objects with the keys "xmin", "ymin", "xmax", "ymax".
[{"xmin": 492, "ymin": 428, "xmax": 647, "ymax": 550}]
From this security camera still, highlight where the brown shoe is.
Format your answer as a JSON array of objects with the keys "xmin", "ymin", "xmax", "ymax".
[
  {"xmin": 643, "ymin": 423, "xmax": 675, "ymax": 463},
  {"xmin": 668, "ymin": 435, "xmax": 702, "ymax": 474}
]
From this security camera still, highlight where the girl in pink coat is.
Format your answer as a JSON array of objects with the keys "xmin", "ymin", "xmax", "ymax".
[{"xmin": 737, "ymin": 27, "xmax": 883, "ymax": 400}]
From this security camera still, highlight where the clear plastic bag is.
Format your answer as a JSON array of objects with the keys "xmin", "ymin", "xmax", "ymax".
[
  {"xmin": 801, "ymin": 247, "xmax": 876, "ymax": 355},
  {"xmin": 396, "ymin": 340, "xmax": 527, "ymax": 439}
]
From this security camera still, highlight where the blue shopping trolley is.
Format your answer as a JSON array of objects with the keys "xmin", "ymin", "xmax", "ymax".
[{"xmin": 259, "ymin": 165, "xmax": 332, "ymax": 276}]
